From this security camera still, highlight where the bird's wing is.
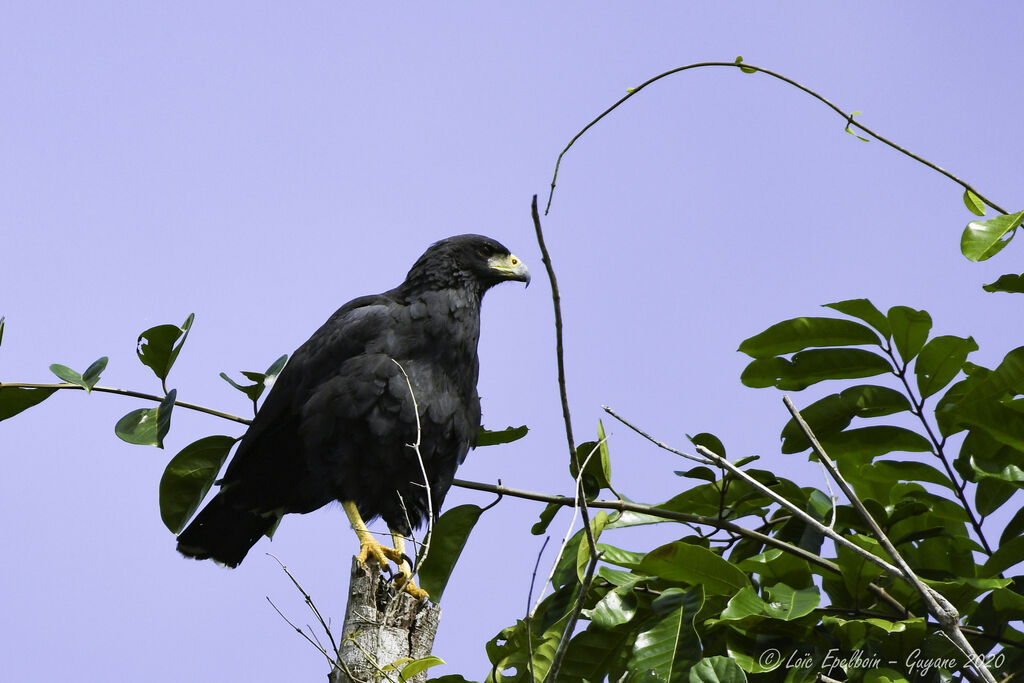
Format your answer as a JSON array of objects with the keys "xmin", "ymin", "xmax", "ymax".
[{"xmin": 218, "ymin": 294, "xmax": 400, "ymax": 500}]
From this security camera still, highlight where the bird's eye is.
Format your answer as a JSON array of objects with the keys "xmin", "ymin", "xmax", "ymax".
[{"xmin": 509, "ymin": 256, "xmax": 519, "ymax": 266}]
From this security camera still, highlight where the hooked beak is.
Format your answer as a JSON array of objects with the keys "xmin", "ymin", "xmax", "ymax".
[{"xmin": 489, "ymin": 253, "xmax": 531, "ymax": 287}]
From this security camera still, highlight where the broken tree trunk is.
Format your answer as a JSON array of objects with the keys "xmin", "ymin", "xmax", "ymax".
[{"xmin": 329, "ymin": 558, "xmax": 442, "ymax": 683}]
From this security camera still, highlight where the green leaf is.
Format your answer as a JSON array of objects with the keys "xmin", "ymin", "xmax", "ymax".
[
  {"xmin": 858, "ymin": 460, "xmax": 956, "ymax": 492},
  {"xmin": 597, "ymin": 419, "xmax": 612, "ymax": 482},
  {"xmin": 114, "ymin": 390, "xmax": 176, "ymax": 448},
  {"xmin": 80, "ymin": 357, "xmax": 108, "ymax": 391},
  {"xmin": 887, "ymin": 306, "xmax": 932, "ymax": 365},
  {"xmin": 588, "ymin": 585, "xmax": 638, "ymax": 629},
  {"xmin": 531, "ymin": 500, "xmax": 565, "ymax": 535},
  {"xmin": 716, "ymin": 586, "xmax": 768, "ymax": 623},
  {"xmin": 954, "ymin": 400, "xmax": 1024, "ymax": 452},
  {"xmin": 1001, "ymin": 506, "xmax": 1024, "ymax": 545},
  {"xmin": 137, "ymin": 314, "xmax": 195, "ymax": 388},
  {"xmin": 477, "ymin": 424, "xmax": 528, "ymax": 447},
  {"xmin": 845, "ymin": 110, "xmax": 870, "ymax": 142},
  {"xmin": 744, "ymin": 350, "xmax": 894, "ymax": 391},
  {"xmin": 675, "ymin": 466, "xmax": 717, "ymax": 483},
  {"xmin": 825, "ymin": 298, "xmax": 891, "ymax": 339},
  {"xmin": 559, "ymin": 626, "xmax": 635, "ymax": 683},
  {"xmin": 738, "ymin": 316, "xmax": 880, "ymax": 359},
  {"xmin": 734, "ymin": 55, "xmax": 756, "ymax": 74},
  {"xmin": 603, "ymin": 509, "xmax": 669, "ymax": 530},
  {"xmin": 220, "ymin": 353, "xmax": 289, "ymax": 406},
  {"xmin": 418, "ymin": 504, "xmax": 483, "ymax": 602},
  {"xmin": 763, "ymin": 583, "xmax": 820, "ymax": 620},
  {"xmin": 818, "ymin": 426, "xmax": 932, "ymax": 465},
  {"xmin": 627, "ymin": 588, "xmax": 689, "ymax": 681},
  {"xmin": 399, "ymin": 655, "xmax": 445, "ymax": 682},
  {"xmin": 594, "ymin": 543, "xmax": 646, "ymax": 570},
  {"xmin": 638, "ymin": 541, "xmax": 750, "ymax": 595},
  {"xmin": 735, "ymin": 549, "xmax": 812, "ymax": 590},
  {"xmin": 49, "ymin": 364, "xmax": 81, "ymax": 385},
  {"xmin": 740, "ymin": 357, "xmax": 790, "ymax": 388},
  {"xmin": 49, "ymin": 357, "xmax": 108, "ymax": 393},
  {"xmin": 577, "ymin": 511, "xmax": 609, "ymax": 582},
  {"xmin": 427, "ymin": 676, "xmax": 475, "ymax": 683},
  {"xmin": 487, "ymin": 616, "xmax": 566, "ymax": 683},
  {"xmin": 915, "ymin": 335, "xmax": 977, "ymax": 399},
  {"xmin": 901, "ymin": 488, "xmax": 971, "ymax": 523},
  {"xmin": 572, "ymin": 439, "xmax": 611, "ymax": 498},
  {"xmin": 983, "ymin": 273, "xmax": 1024, "ymax": 294},
  {"xmin": 971, "ymin": 453, "xmax": 1024, "ymax": 488},
  {"xmin": 0, "ymin": 386, "xmax": 58, "ymax": 421},
  {"xmin": 959, "ymin": 346, "xmax": 1024, "ymax": 404},
  {"xmin": 780, "ymin": 384, "xmax": 911, "ymax": 453},
  {"xmin": 963, "ymin": 188, "xmax": 986, "ymax": 216},
  {"xmin": 864, "ymin": 668, "xmax": 912, "ymax": 683},
  {"xmin": 689, "ymin": 656, "xmax": 746, "ymax": 682},
  {"xmin": 689, "ymin": 432, "xmax": 726, "ymax": 458},
  {"xmin": 159, "ymin": 435, "xmax": 237, "ymax": 533},
  {"xmin": 778, "ymin": 348, "xmax": 893, "ymax": 391},
  {"xmin": 976, "ymin": 476, "xmax": 1017, "ymax": 517},
  {"xmin": 844, "ymin": 384, "xmax": 913, "ymax": 419},
  {"xmin": 962, "ymin": 210, "xmax": 1024, "ymax": 261},
  {"xmin": 983, "ymin": 535, "xmax": 1024, "ymax": 577}
]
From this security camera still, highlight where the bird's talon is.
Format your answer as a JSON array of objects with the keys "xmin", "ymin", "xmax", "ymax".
[
  {"xmin": 394, "ymin": 567, "xmax": 429, "ymax": 601},
  {"xmin": 403, "ymin": 581, "xmax": 429, "ymax": 601},
  {"xmin": 355, "ymin": 536, "xmax": 403, "ymax": 571}
]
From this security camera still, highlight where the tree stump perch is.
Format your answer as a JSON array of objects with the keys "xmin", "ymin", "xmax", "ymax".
[{"xmin": 329, "ymin": 558, "xmax": 441, "ymax": 683}]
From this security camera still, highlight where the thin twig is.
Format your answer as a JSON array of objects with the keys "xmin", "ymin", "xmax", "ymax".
[
  {"xmin": 267, "ymin": 553, "xmax": 341, "ymax": 660},
  {"xmin": 266, "ymin": 596, "xmax": 334, "ymax": 665},
  {"xmin": 545, "ymin": 61, "xmax": 1007, "ymax": 216},
  {"xmin": 543, "ymin": 549, "xmax": 603, "ymax": 683},
  {"xmin": 0, "ymin": 381, "xmax": 251, "ymax": 424},
  {"xmin": 392, "ymin": 359, "xmax": 433, "ymax": 576},
  {"xmin": 525, "ymin": 536, "xmax": 550, "ymax": 683},
  {"xmin": 531, "ymin": 196, "xmax": 597, "ymax": 560}
]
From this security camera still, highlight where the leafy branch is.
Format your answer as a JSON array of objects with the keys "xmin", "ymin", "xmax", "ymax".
[{"xmin": 0, "ymin": 381, "xmax": 251, "ymax": 425}]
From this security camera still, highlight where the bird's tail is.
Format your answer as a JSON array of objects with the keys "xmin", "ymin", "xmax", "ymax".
[{"xmin": 176, "ymin": 493, "xmax": 279, "ymax": 568}]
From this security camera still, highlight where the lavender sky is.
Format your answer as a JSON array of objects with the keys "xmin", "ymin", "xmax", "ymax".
[{"xmin": 3, "ymin": 3, "xmax": 1023, "ymax": 681}]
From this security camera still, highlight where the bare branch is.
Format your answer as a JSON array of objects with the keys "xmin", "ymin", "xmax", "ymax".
[
  {"xmin": 267, "ymin": 553, "xmax": 341, "ymax": 660},
  {"xmin": 545, "ymin": 61, "xmax": 1007, "ymax": 216},
  {"xmin": 531, "ymin": 197, "xmax": 598, "ymax": 561}
]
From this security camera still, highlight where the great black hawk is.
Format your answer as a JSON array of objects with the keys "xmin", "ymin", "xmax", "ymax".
[{"xmin": 176, "ymin": 234, "xmax": 529, "ymax": 599}]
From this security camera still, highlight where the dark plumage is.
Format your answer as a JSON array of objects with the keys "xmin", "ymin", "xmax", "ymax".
[{"xmin": 176, "ymin": 235, "xmax": 529, "ymax": 595}]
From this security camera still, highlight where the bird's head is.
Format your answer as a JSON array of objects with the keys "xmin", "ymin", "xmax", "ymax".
[{"xmin": 404, "ymin": 234, "xmax": 531, "ymax": 294}]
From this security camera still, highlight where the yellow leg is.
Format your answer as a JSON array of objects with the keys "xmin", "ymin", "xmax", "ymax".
[
  {"xmin": 391, "ymin": 532, "xmax": 428, "ymax": 601},
  {"xmin": 341, "ymin": 501, "xmax": 429, "ymax": 601},
  {"xmin": 343, "ymin": 501, "xmax": 402, "ymax": 567}
]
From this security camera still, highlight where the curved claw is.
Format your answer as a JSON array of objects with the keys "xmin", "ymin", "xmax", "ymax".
[{"xmin": 395, "ymin": 561, "xmax": 429, "ymax": 601}]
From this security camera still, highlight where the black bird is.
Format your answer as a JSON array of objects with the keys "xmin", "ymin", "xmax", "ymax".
[{"xmin": 176, "ymin": 234, "xmax": 529, "ymax": 598}]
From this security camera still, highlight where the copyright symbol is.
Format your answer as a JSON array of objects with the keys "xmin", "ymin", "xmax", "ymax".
[{"xmin": 759, "ymin": 648, "xmax": 782, "ymax": 670}]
